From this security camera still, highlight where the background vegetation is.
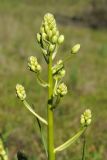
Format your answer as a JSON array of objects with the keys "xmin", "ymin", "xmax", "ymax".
[{"xmin": 0, "ymin": 0, "xmax": 107, "ymax": 159}]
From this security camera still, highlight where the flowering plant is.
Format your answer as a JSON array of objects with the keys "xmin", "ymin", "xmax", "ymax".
[{"xmin": 15, "ymin": 13, "xmax": 92, "ymax": 160}]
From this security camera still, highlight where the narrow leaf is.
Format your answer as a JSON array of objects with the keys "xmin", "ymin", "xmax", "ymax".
[
  {"xmin": 52, "ymin": 95, "xmax": 60, "ymax": 109},
  {"xmin": 36, "ymin": 74, "xmax": 49, "ymax": 87},
  {"xmin": 36, "ymin": 118, "xmax": 48, "ymax": 157},
  {"xmin": 54, "ymin": 128, "xmax": 86, "ymax": 153},
  {"xmin": 23, "ymin": 100, "xmax": 48, "ymax": 126}
]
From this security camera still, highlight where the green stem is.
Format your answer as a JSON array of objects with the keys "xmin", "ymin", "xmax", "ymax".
[
  {"xmin": 47, "ymin": 53, "xmax": 55, "ymax": 160},
  {"xmin": 63, "ymin": 54, "xmax": 73, "ymax": 63},
  {"xmin": 63, "ymin": 51, "xmax": 77, "ymax": 63},
  {"xmin": 82, "ymin": 134, "xmax": 86, "ymax": 160}
]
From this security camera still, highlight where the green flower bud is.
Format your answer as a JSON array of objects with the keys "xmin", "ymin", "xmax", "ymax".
[
  {"xmin": 71, "ymin": 44, "xmax": 80, "ymax": 54},
  {"xmin": 45, "ymin": 25, "xmax": 49, "ymax": 33},
  {"xmin": 42, "ymin": 49, "xmax": 47, "ymax": 55},
  {"xmin": 87, "ymin": 119, "xmax": 92, "ymax": 125},
  {"xmin": 40, "ymin": 26, "xmax": 45, "ymax": 33},
  {"xmin": 59, "ymin": 69, "xmax": 66, "ymax": 77},
  {"xmin": 49, "ymin": 44, "xmax": 55, "ymax": 52},
  {"xmin": 80, "ymin": 115, "xmax": 85, "ymax": 124},
  {"xmin": 44, "ymin": 21, "xmax": 48, "ymax": 27},
  {"xmin": 54, "ymin": 70, "xmax": 65, "ymax": 80},
  {"xmin": 47, "ymin": 30, "xmax": 52, "ymax": 38},
  {"xmin": 50, "ymin": 20, "xmax": 56, "ymax": 29},
  {"xmin": 80, "ymin": 109, "xmax": 92, "ymax": 127},
  {"xmin": 28, "ymin": 56, "xmax": 41, "ymax": 73},
  {"xmin": 58, "ymin": 35, "xmax": 64, "ymax": 44},
  {"xmin": 52, "ymin": 60, "xmax": 66, "ymax": 79},
  {"xmin": 42, "ymin": 32, "xmax": 47, "ymax": 40},
  {"xmin": 52, "ymin": 60, "xmax": 63, "ymax": 74},
  {"xmin": 56, "ymin": 83, "xmax": 68, "ymax": 97},
  {"xmin": 52, "ymin": 35, "xmax": 58, "ymax": 43},
  {"xmin": 16, "ymin": 84, "xmax": 26, "ymax": 101},
  {"xmin": 52, "ymin": 27, "xmax": 57, "ymax": 35},
  {"xmin": 37, "ymin": 33, "xmax": 41, "ymax": 43}
]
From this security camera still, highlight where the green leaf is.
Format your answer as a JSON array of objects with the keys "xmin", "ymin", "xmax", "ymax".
[
  {"xmin": 36, "ymin": 74, "xmax": 49, "ymax": 88},
  {"xmin": 23, "ymin": 100, "xmax": 48, "ymax": 126},
  {"xmin": 54, "ymin": 127, "xmax": 86, "ymax": 153},
  {"xmin": 36, "ymin": 118, "xmax": 48, "ymax": 158}
]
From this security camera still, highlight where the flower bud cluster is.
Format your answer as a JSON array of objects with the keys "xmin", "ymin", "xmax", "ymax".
[
  {"xmin": 52, "ymin": 60, "xmax": 65, "ymax": 79},
  {"xmin": 37, "ymin": 13, "xmax": 64, "ymax": 54},
  {"xmin": 16, "ymin": 84, "xmax": 26, "ymax": 101},
  {"xmin": 28, "ymin": 56, "xmax": 41, "ymax": 73},
  {"xmin": 55, "ymin": 83, "xmax": 67, "ymax": 97},
  {"xmin": 80, "ymin": 109, "xmax": 92, "ymax": 127}
]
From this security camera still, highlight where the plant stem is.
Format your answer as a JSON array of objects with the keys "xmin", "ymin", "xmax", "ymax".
[
  {"xmin": 82, "ymin": 134, "xmax": 86, "ymax": 160},
  {"xmin": 47, "ymin": 53, "xmax": 55, "ymax": 160}
]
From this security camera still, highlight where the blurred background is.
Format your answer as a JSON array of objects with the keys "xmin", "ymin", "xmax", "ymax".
[{"xmin": 0, "ymin": 0, "xmax": 107, "ymax": 159}]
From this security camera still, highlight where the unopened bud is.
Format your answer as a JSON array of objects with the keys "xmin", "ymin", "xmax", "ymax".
[
  {"xmin": 47, "ymin": 30, "xmax": 52, "ymax": 38},
  {"xmin": 87, "ymin": 119, "xmax": 92, "ymax": 125},
  {"xmin": 42, "ymin": 32, "xmax": 47, "ymax": 40},
  {"xmin": 37, "ymin": 33, "xmax": 41, "ymax": 43},
  {"xmin": 49, "ymin": 44, "xmax": 55, "ymax": 52},
  {"xmin": 40, "ymin": 26, "xmax": 45, "ymax": 33},
  {"xmin": 52, "ymin": 60, "xmax": 63, "ymax": 75},
  {"xmin": 45, "ymin": 25, "xmax": 49, "ymax": 33},
  {"xmin": 42, "ymin": 49, "xmax": 47, "ymax": 55},
  {"xmin": 58, "ymin": 35, "xmax": 64, "ymax": 44},
  {"xmin": 60, "ymin": 69, "xmax": 66, "ymax": 77},
  {"xmin": 71, "ymin": 44, "xmax": 80, "ymax": 54},
  {"xmin": 52, "ymin": 35, "xmax": 58, "ymax": 43},
  {"xmin": 52, "ymin": 27, "xmax": 57, "ymax": 35}
]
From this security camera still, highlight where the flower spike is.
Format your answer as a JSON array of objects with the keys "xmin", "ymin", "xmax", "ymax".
[
  {"xmin": 16, "ymin": 84, "xmax": 26, "ymax": 101},
  {"xmin": 36, "ymin": 13, "xmax": 64, "ymax": 61},
  {"xmin": 80, "ymin": 109, "xmax": 92, "ymax": 127},
  {"xmin": 28, "ymin": 56, "xmax": 41, "ymax": 73},
  {"xmin": 55, "ymin": 83, "xmax": 68, "ymax": 97}
]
